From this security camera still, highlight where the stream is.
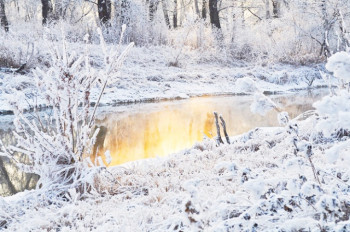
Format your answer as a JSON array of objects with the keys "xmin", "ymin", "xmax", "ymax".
[{"xmin": 0, "ymin": 89, "xmax": 328, "ymax": 196}]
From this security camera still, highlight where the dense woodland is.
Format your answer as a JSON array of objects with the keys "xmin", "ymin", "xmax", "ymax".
[{"xmin": 0, "ymin": 0, "xmax": 349, "ymax": 65}]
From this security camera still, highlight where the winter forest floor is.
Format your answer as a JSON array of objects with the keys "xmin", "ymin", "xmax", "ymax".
[{"xmin": 1, "ymin": 43, "xmax": 350, "ymax": 231}]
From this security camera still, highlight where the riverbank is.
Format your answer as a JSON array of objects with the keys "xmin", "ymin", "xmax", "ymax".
[{"xmin": 0, "ymin": 45, "xmax": 330, "ymax": 115}]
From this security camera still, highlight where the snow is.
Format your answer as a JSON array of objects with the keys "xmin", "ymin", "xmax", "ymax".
[
  {"xmin": 250, "ymin": 92, "xmax": 278, "ymax": 116},
  {"xmin": 326, "ymin": 51, "xmax": 350, "ymax": 82},
  {"xmin": 1, "ymin": 40, "xmax": 350, "ymax": 231},
  {"xmin": 277, "ymin": 111, "xmax": 289, "ymax": 126},
  {"xmin": 0, "ymin": 45, "xmax": 330, "ymax": 114},
  {"xmin": 2, "ymin": 119, "xmax": 350, "ymax": 231}
]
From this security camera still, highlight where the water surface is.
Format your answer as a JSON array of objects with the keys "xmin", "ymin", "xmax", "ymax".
[{"xmin": 94, "ymin": 90, "xmax": 326, "ymax": 166}]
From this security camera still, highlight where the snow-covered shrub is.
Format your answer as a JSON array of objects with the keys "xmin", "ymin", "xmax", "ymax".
[
  {"xmin": 0, "ymin": 27, "xmax": 133, "ymax": 199},
  {"xmin": 308, "ymin": 50, "xmax": 350, "ymax": 171},
  {"xmin": 250, "ymin": 92, "xmax": 278, "ymax": 116},
  {"xmin": 235, "ymin": 77, "xmax": 258, "ymax": 93},
  {"xmin": 239, "ymin": 77, "xmax": 280, "ymax": 116},
  {"xmin": 325, "ymin": 51, "xmax": 350, "ymax": 85},
  {"xmin": 314, "ymin": 51, "xmax": 350, "ymax": 138}
]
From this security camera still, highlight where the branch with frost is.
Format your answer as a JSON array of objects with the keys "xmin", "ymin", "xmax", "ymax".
[
  {"xmin": 0, "ymin": 25, "xmax": 133, "ymax": 200},
  {"xmin": 236, "ymin": 76, "xmax": 282, "ymax": 116}
]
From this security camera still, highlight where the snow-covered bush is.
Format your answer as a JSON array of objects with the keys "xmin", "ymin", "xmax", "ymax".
[
  {"xmin": 238, "ymin": 76, "xmax": 280, "ymax": 116},
  {"xmin": 314, "ymin": 51, "xmax": 350, "ymax": 135},
  {"xmin": 310, "ymin": 50, "xmax": 350, "ymax": 167},
  {"xmin": 325, "ymin": 51, "xmax": 350, "ymax": 86},
  {"xmin": 0, "ymin": 27, "xmax": 133, "ymax": 200}
]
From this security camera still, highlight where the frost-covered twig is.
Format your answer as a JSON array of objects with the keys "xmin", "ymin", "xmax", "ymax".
[
  {"xmin": 306, "ymin": 145, "xmax": 321, "ymax": 186},
  {"xmin": 214, "ymin": 112, "xmax": 224, "ymax": 146},
  {"xmin": 219, "ymin": 114, "xmax": 230, "ymax": 144},
  {"xmin": 1, "ymin": 27, "xmax": 133, "ymax": 201}
]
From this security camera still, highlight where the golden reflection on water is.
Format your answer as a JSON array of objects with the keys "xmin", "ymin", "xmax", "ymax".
[{"xmin": 95, "ymin": 93, "xmax": 323, "ymax": 166}]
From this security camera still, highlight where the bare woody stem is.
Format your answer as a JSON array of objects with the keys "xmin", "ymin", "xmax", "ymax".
[
  {"xmin": 214, "ymin": 112, "xmax": 224, "ymax": 146},
  {"xmin": 219, "ymin": 115, "xmax": 230, "ymax": 144}
]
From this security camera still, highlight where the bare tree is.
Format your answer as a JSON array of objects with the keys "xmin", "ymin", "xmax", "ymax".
[
  {"xmin": 173, "ymin": 0, "xmax": 177, "ymax": 28},
  {"xmin": 320, "ymin": 0, "xmax": 330, "ymax": 57},
  {"xmin": 162, "ymin": 0, "xmax": 171, "ymax": 28},
  {"xmin": 121, "ymin": 0, "xmax": 130, "ymax": 27},
  {"xmin": 149, "ymin": 0, "xmax": 158, "ymax": 21},
  {"xmin": 241, "ymin": 1, "xmax": 245, "ymax": 28},
  {"xmin": 0, "ymin": 0, "xmax": 9, "ymax": 32},
  {"xmin": 265, "ymin": 0, "xmax": 270, "ymax": 19},
  {"xmin": 194, "ymin": 0, "xmax": 200, "ymax": 18},
  {"xmin": 272, "ymin": 0, "xmax": 281, "ymax": 18},
  {"xmin": 202, "ymin": 0, "xmax": 206, "ymax": 19},
  {"xmin": 337, "ymin": 10, "xmax": 350, "ymax": 51},
  {"xmin": 41, "ymin": 0, "xmax": 53, "ymax": 25},
  {"xmin": 98, "ymin": 0, "xmax": 112, "ymax": 27},
  {"xmin": 209, "ymin": 0, "xmax": 220, "ymax": 29},
  {"xmin": 54, "ymin": 0, "xmax": 65, "ymax": 19}
]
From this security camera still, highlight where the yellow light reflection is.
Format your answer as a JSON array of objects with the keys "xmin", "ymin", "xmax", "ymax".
[
  {"xmin": 96, "ymin": 99, "xmax": 217, "ymax": 166},
  {"xmin": 94, "ymin": 93, "xmax": 323, "ymax": 166}
]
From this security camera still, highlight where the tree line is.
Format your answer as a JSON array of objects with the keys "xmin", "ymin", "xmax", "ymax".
[{"xmin": 0, "ymin": 0, "xmax": 349, "ymax": 62}]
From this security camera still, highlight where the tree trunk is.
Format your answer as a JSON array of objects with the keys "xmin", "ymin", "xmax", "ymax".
[
  {"xmin": 272, "ymin": 0, "xmax": 281, "ymax": 18},
  {"xmin": 41, "ymin": 0, "xmax": 53, "ymax": 25},
  {"xmin": 173, "ymin": 0, "xmax": 177, "ymax": 28},
  {"xmin": 194, "ymin": 0, "xmax": 200, "ymax": 18},
  {"xmin": 209, "ymin": 0, "xmax": 220, "ymax": 29},
  {"xmin": 265, "ymin": 0, "xmax": 270, "ymax": 19},
  {"xmin": 320, "ymin": 0, "xmax": 330, "ymax": 57},
  {"xmin": 149, "ymin": 0, "xmax": 158, "ymax": 21},
  {"xmin": 54, "ymin": 0, "xmax": 65, "ymax": 19},
  {"xmin": 121, "ymin": 0, "xmax": 130, "ymax": 26},
  {"xmin": 98, "ymin": 0, "xmax": 112, "ymax": 27},
  {"xmin": 338, "ymin": 10, "xmax": 350, "ymax": 51},
  {"xmin": 180, "ymin": 0, "xmax": 185, "ymax": 26},
  {"xmin": 231, "ymin": 1, "xmax": 236, "ymax": 43},
  {"xmin": 114, "ymin": 0, "xmax": 121, "ymax": 27},
  {"xmin": 0, "ymin": 0, "xmax": 9, "ymax": 32},
  {"xmin": 202, "ymin": 0, "xmax": 207, "ymax": 19},
  {"xmin": 241, "ymin": 1, "xmax": 245, "ymax": 28},
  {"xmin": 162, "ymin": 0, "xmax": 171, "ymax": 28}
]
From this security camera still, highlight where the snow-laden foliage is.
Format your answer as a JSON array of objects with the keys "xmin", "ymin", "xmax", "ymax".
[
  {"xmin": 238, "ymin": 76, "xmax": 280, "ymax": 116},
  {"xmin": 250, "ymin": 92, "xmax": 278, "ymax": 116},
  {"xmin": 235, "ymin": 77, "xmax": 259, "ymax": 93},
  {"xmin": 326, "ymin": 52, "xmax": 350, "ymax": 83},
  {"xmin": 0, "ymin": 27, "xmax": 133, "ymax": 200},
  {"xmin": 311, "ymin": 50, "xmax": 350, "ymax": 167}
]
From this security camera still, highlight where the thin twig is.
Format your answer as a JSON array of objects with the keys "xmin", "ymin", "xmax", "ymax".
[
  {"xmin": 214, "ymin": 112, "xmax": 224, "ymax": 146},
  {"xmin": 219, "ymin": 115, "xmax": 230, "ymax": 144}
]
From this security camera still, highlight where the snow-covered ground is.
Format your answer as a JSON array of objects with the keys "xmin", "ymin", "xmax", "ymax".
[
  {"xmin": 0, "ymin": 45, "xmax": 328, "ymax": 113},
  {"xmin": 2, "ymin": 121, "xmax": 350, "ymax": 231},
  {"xmin": 1, "ymin": 45, "xmax": 350, "ymax": 231}
]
